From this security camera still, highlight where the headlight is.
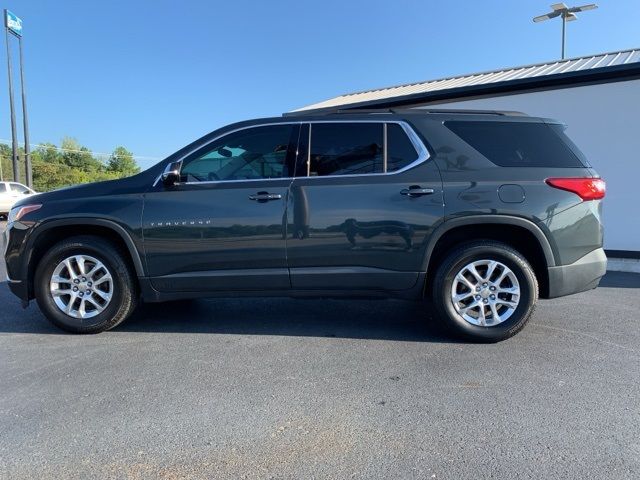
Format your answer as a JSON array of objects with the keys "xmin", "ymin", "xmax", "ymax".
[{"xmin": 7, "ymin": 204, "xmax": 42, "ymax": 223}]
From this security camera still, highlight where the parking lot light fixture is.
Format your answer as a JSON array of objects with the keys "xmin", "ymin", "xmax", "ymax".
[{"xmin": 533, "ymin": 3, "xmax": 598, "ymax": 59}]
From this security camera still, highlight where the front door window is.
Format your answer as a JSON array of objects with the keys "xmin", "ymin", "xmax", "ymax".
[{"xmin": 180, "ymin": 125, "xmax": 297, "ymax": 182}]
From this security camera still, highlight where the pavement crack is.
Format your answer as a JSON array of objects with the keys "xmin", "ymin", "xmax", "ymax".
[{"xmin": 533, "ymin": 323, "xmax": 640, "ymax": 356}]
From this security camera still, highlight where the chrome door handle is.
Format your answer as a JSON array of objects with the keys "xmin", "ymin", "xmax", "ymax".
[
  {"xmin": 249, "ymin": 192, "xmax": 282, "ymax": 202},
  {"xmin": 400, "ymin": 186, "xmax": 435, "ymax": 197}
]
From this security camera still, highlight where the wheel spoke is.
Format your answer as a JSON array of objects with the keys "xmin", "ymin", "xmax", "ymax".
[
  {"xmin": 459, "ymin": 298, "xmax": 480, "ymax": 314},
  {"xmin": 63, "ymin": 258, "xmax": 77, "ymax": 279},
  {"xmin": 455, "ymin": 273, "xmax": 475, "ymax": 291},
  {"xmin": 75, "ymin": 256, "xmax": 86, "ymax": 275},
  {"xmin": 494, "ymin": 269, "xmax": 509, "ymax": 287},
  {"xmin": 496, "ymin": 298, "xmax": 518, "ymax": 309},
  {"xmin": 51, "ymin": 289, "xmax": 73, "ymax": 297},
  {"xmin": 477, "ymin": 304, "xmax": 486, "ymax": 326},
  {"xmin": 489, "ymin": 303, "xmax": 500, "ymax": 322},
  {"xmin": 78, "ymin": 298, "xmax": 87, "ymax": 318},
  {"xmin": 485, "ymin": 261, "xmax": 498, "ymax": 282},
  {"xmin": 498, "ymin": 286, "xmax": 519, "ymax": 295},
  {"xmin": 93, "ymin": 274, "xmax": 112, "ymax": 286},
  {"xmin": 453, "ymin": 291, "xmax": 473, "ymax": 303},
  {"xmin": 65, "ymin": 294, "xmax": 77, "ymax": 314},
  {"xmin": 92, "ymin": 289, "xmax": 111, "ymax": 301},
  {"xmin": 86, "ymin": 261, "xmax": 106, "ymax": 279},
  {"xmin": 85, "ymin": 296, "xmax": 102, "ymax": 310},
  {"xmin": 467, "ymin": 264, "xmax": 484, "ymax": 283}
]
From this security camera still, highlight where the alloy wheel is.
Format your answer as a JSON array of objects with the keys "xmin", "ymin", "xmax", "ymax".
[
  {"xmin": 450, "ymin": 259, "xmax": 520, "ymax": 327},
  {"xmin": 49, "ymin": 255, "xmax": 114, "ymax": 319}
]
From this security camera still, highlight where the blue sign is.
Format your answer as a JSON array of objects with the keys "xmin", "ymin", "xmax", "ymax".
[{"xmin": 5, "ymin": 10, "xmax": 23, "ymax": 37}]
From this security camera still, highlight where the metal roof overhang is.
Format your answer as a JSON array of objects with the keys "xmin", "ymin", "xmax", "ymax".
[{"xmin": 293, "ymin": 62, "xmax": 640, "ymax": 116}]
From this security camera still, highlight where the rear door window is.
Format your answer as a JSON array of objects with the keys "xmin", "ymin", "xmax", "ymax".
[
  {"xmin": 0, "ymin": 183, "xmax": 6, "ymax": 193},
  {"xmin": 308, "ymin": 123, "xmax": 384, "ymax": 176},
  {"xmin": 445, "ymin": 120, "xmax": 586, "ymax": 167},
  {"xmin": 387, "ymin": 123, "xmax": 419, "ymax": 172}
]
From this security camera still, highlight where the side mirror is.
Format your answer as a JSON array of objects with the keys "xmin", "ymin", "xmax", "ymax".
[{"xmin": 162, "ymin": 161, "xmax": 182, "ymax": 187}]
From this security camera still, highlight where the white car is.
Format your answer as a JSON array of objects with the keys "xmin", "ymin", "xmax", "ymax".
[{"xmin": 0, "ymin": 181, "xmax": 37, "ymax": 217}]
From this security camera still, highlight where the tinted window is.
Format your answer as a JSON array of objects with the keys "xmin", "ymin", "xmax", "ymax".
[
  {"xmin": 0, "ymin": 183, "xmax": 6, "ymax": 193},
  {"xmin": 548, "ymin": 123, "xmax": 591, "ymax": 167},
  {"xmin": 10, "ymin": 183, "xmax": 29, "ymax": 193},
  {"xmin": 181, "ymin": 125, "xmax": 295, "ymax": 182},
  {"xmin": 387, "ymin": 123, "xmax": 419, "ymax": 172},
  {"xmin": 309, "ymin": 123, "xmax": 383, "ymax": 176},
  {"xmin": 445, "ymin": 121, "xmax": 585, "ymax": 167}
]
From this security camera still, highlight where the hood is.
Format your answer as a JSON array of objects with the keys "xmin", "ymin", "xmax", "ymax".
[{"xmin": 11, "ymin": 170, "xmax": 158, "ymax": 209}]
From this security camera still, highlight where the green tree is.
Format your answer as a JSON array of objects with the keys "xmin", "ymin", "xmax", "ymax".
[
  {"xmin": 0, "ymin": 143, "xmax": 26, "ymax": 183},
  {"xmin": 4, "ymin": 138, "xmax": 140, "ymax": 192},
  {"xmin": 32, "ymin": 142, "xmax": 61, "ymax": 164},
  {"xmin": 0, "ymin": 143, "xmax": 12, "ymax": 181},
  {"xmin": 107, "ymin": 146, "xmax": 140, "ymax": 176},
  {"xmin": 60, "ymin": 137, "xmax": 102, "ymax": 172}
]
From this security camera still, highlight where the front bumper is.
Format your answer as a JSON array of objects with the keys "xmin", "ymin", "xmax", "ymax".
[
  {"xmin": 3, "ymin": 221, "xmax": 31, "ymax": 302},
  {"xmin": 546, "ymin": 248, "xmax": 607, "ymax": 299}
]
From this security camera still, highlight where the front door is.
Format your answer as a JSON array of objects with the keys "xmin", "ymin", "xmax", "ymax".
[
  {"xmin": 286, "ymin": 121, "xmax": 444, "ymax": 291},
  {"xmin": 143, "ymin": 124, "xmax": 298, "ymax": 292}
]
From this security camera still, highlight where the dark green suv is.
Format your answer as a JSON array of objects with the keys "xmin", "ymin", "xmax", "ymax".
[{"xmin": 3, "ymin": 109, "xmax": 606, "ymax": 341}]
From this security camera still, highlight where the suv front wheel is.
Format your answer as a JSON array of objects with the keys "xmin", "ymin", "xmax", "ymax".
[
  {"xmin": 35, "ymin": 236, "xmax": 138, "ymax": 334},
  {"xmin": 432, "ymin": 241, "xmax": 538, "ymax": 342}
]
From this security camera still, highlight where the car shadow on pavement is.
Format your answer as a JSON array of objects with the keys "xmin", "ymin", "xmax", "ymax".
[
  {"xmin": 118, "ymin": 297, "xmax": 459, "ymax": 343},
  {"xmin": 598, "ymin": 271, "xmax": 640, "ymax": 288},
  {"xmin": 0, "ymin": 282, "xmax": 457, "ymax": 342}
]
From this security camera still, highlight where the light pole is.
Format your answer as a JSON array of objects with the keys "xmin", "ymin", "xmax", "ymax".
[
  {"xmin": 4, "ymin": 12, "xmax": 19, "ymax": 182},
  {"xmin": 533, "ymin": 3, "xmax": 598, "ymax": 60}
]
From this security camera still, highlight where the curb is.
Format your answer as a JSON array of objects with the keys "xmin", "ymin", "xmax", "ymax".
[{"xmin": 607, "ymin": 257, "xmax": 640, "ymax": 274}]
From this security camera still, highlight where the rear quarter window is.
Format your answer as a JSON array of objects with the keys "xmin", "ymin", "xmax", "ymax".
[{"xmin": 445, "ymin": 120, "xmax": 586, "ymax": 168}]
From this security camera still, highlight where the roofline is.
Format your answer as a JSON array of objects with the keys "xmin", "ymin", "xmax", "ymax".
[
  {"xmin": 332, "ymin": 47, "xmax": 640, "ymax": 99},
  {"xmin": 292, "ymin": 61, "xmax": 640, "ymax": 115}
]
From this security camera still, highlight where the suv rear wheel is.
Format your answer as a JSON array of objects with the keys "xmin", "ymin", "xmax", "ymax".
[
  {"xmin": 35, "ymin": 236, "xmax": 138, "ymax": 334},
  {"xmin": 432, "ymin": 241, "xmax": 538, "ymax": 342}
]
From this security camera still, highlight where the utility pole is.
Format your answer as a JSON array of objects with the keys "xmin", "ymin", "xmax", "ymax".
[{"xmin": 18, "ymin": 34, "xmax": 31, "ymax": 186}]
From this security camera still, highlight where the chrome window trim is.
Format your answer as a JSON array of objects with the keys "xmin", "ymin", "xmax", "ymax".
[
  {"xmin": 153, "ymin": 119, "xmax": 430, "ymax": 187},
  {"xmin": 383, "ymin": 123, "xmax": 388, "ymax": 173}
]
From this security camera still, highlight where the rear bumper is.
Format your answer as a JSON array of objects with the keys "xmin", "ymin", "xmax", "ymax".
[{"xmin": 546, "ymin": 248, "xmax": 607, "ymax": 299}]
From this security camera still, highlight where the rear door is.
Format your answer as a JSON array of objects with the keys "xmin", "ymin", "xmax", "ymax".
[
  {"xmin": 286, "ymin": 121, "xmax": 444, "ymax": 291},
  {"xmin": 143, "ymin": 123, "xmax": 298, "ymax": 292}
]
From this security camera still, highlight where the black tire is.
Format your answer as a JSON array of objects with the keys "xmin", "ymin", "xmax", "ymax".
[
  {"xmin": 432, "ymin": 241, "xmax": 538, "ymax": 342},
  {"xmin": 35, "ymin": 235, "xmax": 138, "ymax": 334}
]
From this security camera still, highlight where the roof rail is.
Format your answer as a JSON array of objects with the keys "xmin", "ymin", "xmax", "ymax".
[
  {"xmin": 283, "ymin": 107, "xmax": 528, "ymax": 117},
  {"xmin": 282, "ymin": 107, "xmax": 394, "ymax": 117},
  {"xmin": 419, "ymin": 108, "xmax": 528, "ymax": 116}
]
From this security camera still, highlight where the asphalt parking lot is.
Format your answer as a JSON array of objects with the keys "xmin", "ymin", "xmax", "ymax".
[{"xmin": 1, "ymin": 221, "xmax": 639, "ymax": 479}]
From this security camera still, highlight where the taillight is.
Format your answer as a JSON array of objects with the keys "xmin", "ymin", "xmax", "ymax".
[{"xmin": 545, "ymin": 177, "xmax": 606, "ymax": 201}]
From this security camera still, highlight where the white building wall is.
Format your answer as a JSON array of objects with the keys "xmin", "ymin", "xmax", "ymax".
[{"xmin": 419, "ymin": 79, "xmax": 640, "ymax": 252}]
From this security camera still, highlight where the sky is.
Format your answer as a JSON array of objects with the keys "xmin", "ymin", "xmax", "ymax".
[{"xmin": 1, "ymin": 0, "xmax": 638, "ymax": 169}]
